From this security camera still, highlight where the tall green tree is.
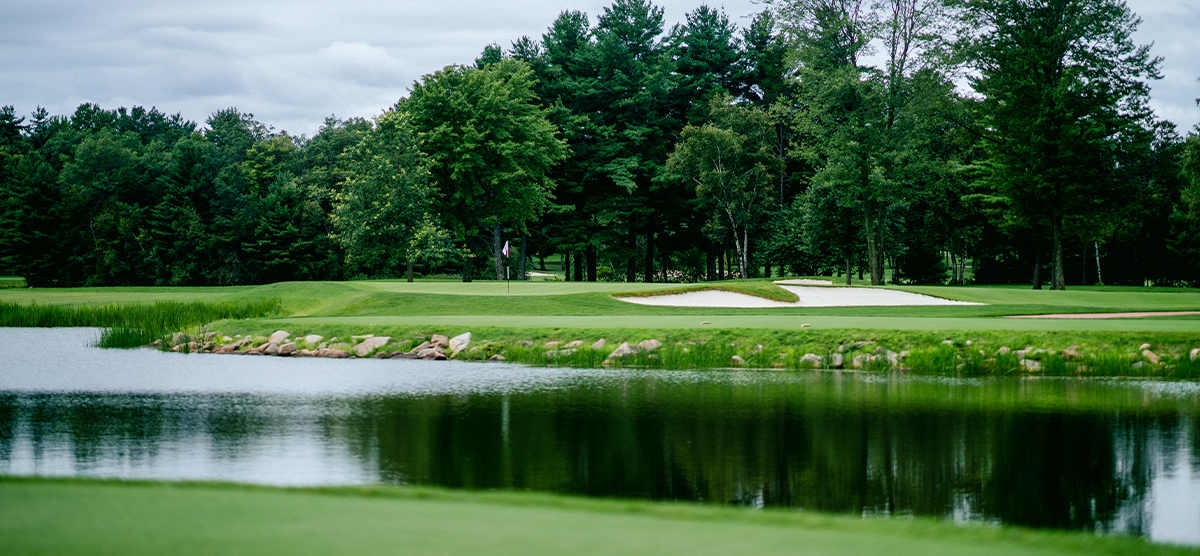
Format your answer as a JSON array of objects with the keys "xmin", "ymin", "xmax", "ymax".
[
  {"xmin": 666, "ymin": 97, "xmax": 782, "ymax": 277},
  {"xmin": 957, "ymin": 0, "xmax": 1161, "ymax": 290},
  {"xmin": 401, "ymin": 59, "xmax": 567, "ymax": 281},
  {"xmin": 331, "ymin": 110, "xmax": 444, "ymax": 278}
]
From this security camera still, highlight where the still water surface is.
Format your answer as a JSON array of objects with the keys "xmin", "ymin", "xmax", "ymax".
[{"xmin": 3, "ymin": 328, "xmax": 1200, "ymax": 544}]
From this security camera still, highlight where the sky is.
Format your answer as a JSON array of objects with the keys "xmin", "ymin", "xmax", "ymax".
[{"xmin": 2, "ymin": 0, "xmax": 1197, "ymax": 137}]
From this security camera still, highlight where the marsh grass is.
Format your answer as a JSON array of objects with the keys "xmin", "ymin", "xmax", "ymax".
[{"xmin": 0, "ymin": 299, "xmax": 283, "ymax": 348}]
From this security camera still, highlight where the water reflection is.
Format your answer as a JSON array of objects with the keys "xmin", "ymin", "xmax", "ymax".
[{"xmin": 2, "ymin": 328, "xmax": 1200, "ymax": 544}]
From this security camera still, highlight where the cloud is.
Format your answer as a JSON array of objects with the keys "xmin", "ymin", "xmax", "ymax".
[{"xmin": 0, "ymin": 0, "xmax": 1195, "ymax": 135}]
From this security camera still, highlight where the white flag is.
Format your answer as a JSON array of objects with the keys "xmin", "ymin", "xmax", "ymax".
[{"xmin": 502, "ymin": 241, "xmax": 509, "ymax": 257}]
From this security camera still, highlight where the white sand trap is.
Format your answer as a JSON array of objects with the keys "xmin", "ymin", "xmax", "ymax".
[
  {"xmin": 775, "ymin": 279, "xmax": 835, "ymax": 286},
  {"xmin": 616, "ymin": 284, "xmax": 984, "ymax": 308}
]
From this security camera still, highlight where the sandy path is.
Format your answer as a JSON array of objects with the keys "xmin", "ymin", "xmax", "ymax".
[
  {"xmin": 616, "ymin": 284, "xmax": 983, "ymax": 308},
  {"xmin": 1007, "ymin": 311, "xmax": 1200, "ymax": 319}
]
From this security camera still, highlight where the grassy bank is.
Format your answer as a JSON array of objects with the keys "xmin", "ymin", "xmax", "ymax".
[
  {"xmin": 206, "ymin": 322, "xmax": 1200, "ymax": 379},
  {"xmin": 3, "ymin": 279, "xmax": 1198, "ymax": 374},
  {"xmin": 0, "ymin": 299, "xmax": 283, "ymax": 348},
  {"xmin": 0, "ymin": 477, "xmax": 1192, "ymax": 556}
]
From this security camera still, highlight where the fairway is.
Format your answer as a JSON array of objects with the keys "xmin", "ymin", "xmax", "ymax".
[
  {"xmin": 0, "ymin": 479, "xmax": 1191, "ymax": 556},
  {"xmin": 4, "ymin": 279, "xmax": 1200, "ymax": 333}
]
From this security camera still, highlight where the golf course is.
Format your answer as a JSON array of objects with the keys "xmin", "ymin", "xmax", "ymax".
[{"xmin": 4, "ymin": 277, "xmax": 1200, "ymax": 555}]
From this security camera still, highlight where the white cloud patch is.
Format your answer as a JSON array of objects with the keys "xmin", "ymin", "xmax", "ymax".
[{"xmin": 0, "ymin": 0, "xmax": 1195, "ymax": 134}]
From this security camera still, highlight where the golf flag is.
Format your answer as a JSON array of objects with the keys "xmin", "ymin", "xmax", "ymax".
[{"xmin": 502, "ymin": 241, "xmax": 509, "ymax": 257}]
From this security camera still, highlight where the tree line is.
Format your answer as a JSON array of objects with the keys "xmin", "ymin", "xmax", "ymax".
[{"xmin": 2, "ymin": 0, "xmax": 1199, "ymax": 288}]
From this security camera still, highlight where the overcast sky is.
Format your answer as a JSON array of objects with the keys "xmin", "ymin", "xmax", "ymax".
[{"xmin": 2, "ymin": 0, "xmax": 1197, "ymax": 137}]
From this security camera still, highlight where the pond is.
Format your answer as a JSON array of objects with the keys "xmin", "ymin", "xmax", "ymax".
[{"xmin": 3, "ymin": 328, "xmax": 1200, "ymax": 544}]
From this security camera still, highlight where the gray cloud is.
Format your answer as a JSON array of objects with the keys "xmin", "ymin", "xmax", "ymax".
[{"xmin": 1, "ymin": 0, "xmax": 1195, "ymax": 136}]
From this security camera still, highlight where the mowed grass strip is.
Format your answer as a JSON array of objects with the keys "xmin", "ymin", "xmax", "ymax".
[{"xmin": 0, "ymin": 478, "xmax": 1191, "ymax": 556}]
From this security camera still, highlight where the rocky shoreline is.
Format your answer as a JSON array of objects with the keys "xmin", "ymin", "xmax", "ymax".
[{"xmin": 156, "ymin": 329, "xmax": 1200, "ymax": 373}]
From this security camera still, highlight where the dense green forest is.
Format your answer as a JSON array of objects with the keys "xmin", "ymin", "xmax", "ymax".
[{"xmin": 2, "ymin": 0, "xmax": 1198, "ymax": 288}]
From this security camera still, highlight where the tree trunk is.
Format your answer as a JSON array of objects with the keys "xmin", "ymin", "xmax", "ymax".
[
  {"xmin": 406, "ymin": 260, "xmax": 413, "ymax": 283},
  {"xmin": 462, "ymin": 256, "xmax": 472, "ymax": 282},
  {"xmin": 1051, "ymin": 214, "xmax": 1065, "ymax": 290},
  {"xmin": 845, "ymin": 256, "xmax": 852, "ymax": 286},
  {"xmin": 1032, "ymin": 248, "xmax": 1041, "ymax": 290},
  {"xmin": 563, "ymin": 252, "xmax": 571, "ymax": 282},
  {"xmin": 706, "ymin": 239, "xmax": 716, "ymax": 282},
  {"xmin": 764, "ymin": 260, "xmax": 771, "ymax": 278},
  {"xmin": 573, "ymin": 251, "xmax": 583, "ymax": 282},
  {"xmin": 1081, "ymin": 241, "xmax": 1087, "ymax": 286},
  {"xmin": 538, "ymin": 255, "xmax": 546, "ymax": 271},
  {"xmin": 627, "ymin": 230, "xmax": 637, "ymax": 282},
  {"xmin": 493, "ymin": 222, "xmax": 505, "ymax": 281},
  {"xmin": 718, "ymin": 242, "xmax": 725, "ymax": 280},
  {"xmin": 863, "ymin": 198, "xmax": 884, "ymax": 286},
  {"xmin": 644, "ymin": 233, "xmax": 654, "ymax": 283},
  {"xmin": 518, "ymin": 233, "xmax": 528, "ymax": 281},
  {"xmin": 1095, "ymin": 241, "xmax": 1103, "ymax": 284},
  {"xmin": 741, "ymin": 228, "xmax": 750, "ymax": 279},
  {"xmin": 586, "ymin": 244, "xmax": 597, "ymax": 282}
]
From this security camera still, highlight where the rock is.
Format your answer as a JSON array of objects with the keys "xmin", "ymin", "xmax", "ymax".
[
  {"xmin": 267, "ymin": 331, "xmax": 290, "ymax": 345},
  {"xmin": 799, "ymin": 354, "xmax": 824, "ymax": 367},
  {"xmin": 851, "ymin": 341, "xmax": 874, "ymax": 350},
  {"xmin": 801, "ymin": 324, "xmax": 811, "ymax": 328},
  {"xmin": 564, "ymin": 340, "xmax": 584, "ymax": 348},
  {"xmin": 731, "ymin": 355, "xmax": 746, "ymax": 367},
  {"xmin": 965, "ymin": 340, "xmax": 973, "ymax": 346},
  {"xmin": 1132, "ymin": 361, "xmax": 1146, "ymax": 369},
  {"xmin": 998, "ymin": 346, "xmax": 1011, "ymax": 355},
  {"xmin": 637, "ymin": 339, "xmax": 662, "ymax": 352},
  {"xmin": 171, "ymin": 332, "xmax": 194, "ymax": 346},
  {"xmin": 852, "ymin": 354, "xmax": 874, "ymax": 368},
  {"xmin": 544, "ymin": 341, "xmax": 562, "ymax": 348},
  {"xmin": 410, "ymin": 342, "xmax": 432, "ymax": 354},
  {"xmin": 318, "ymin": 348, "xmax": 349, "ymax": 358},
  {"xmin": 546, "ymin": 349, "xmax": 578, "ymax": 358},
  {"xmin": 278, "ymin": 342, "xmax": 297, "ymax": 356},
  {"xmin": 430, "ymin": 334, "xmax": 449, "ymax": 348},
  {"xmin": 829, "ymin": 353, "xmax": 844, "ymax": 369},
  {"xmin": 246, "ymin": 348, "xmax": 262, "ymax": 355},
  {"xmin": 215, "ymin": 338, "xmax": 249, "ymax": 353},
  {"xmin": 592, "ymin": 339, "xmax": 607, "ymax": 349},
  {"xmin": 389, "ymin": 352, "xmax": 419, "ymax": 359},
  {"xmin": 880, "ymin": 349, "xmax": 900, "ymax": 366},
  {"xmin": 296, "ymin": 349, "xmax": 315, "ymax": 357},
  {"xmin": 264, "ymin": 343, "xmax": 280, "ymax": 355},
  {"xmin": 355, "ymin": 336, "xmax": 391, "ymax": 357},
  {"xmin": 1059, "ymin": 349, "xmax": 1081, "ymax": 360},
  {"xmin": 371, "ymin": 352, "xmax": 389, "ymax": 359},
  {"xmin": 449, "ymin": 332, "xmax": 472, "ymax": 354},
  {"xmin": 488, "ymin": 354, "xmax": 506, "ymax": 361},
  {"xmin": 1020, "ymin": 359, "xmax": 1040, "ymax": 371},
  {"xmin": 770, "ymin": 362, "xmax": 786, "ymax": 369},
  {"xmin": 517, "ymin": 341, "xmax": 534, "ymax": 347},
  {"xmin": 352, "ymin": 334, "xmax": 375, "ymax": 340},
  {"xmin": 203, "ymin": 331, "xmax": 219, "ymax": 341},
  {"xmin": 941, "ymin": 340, "xmax": 954, "ymax": 345},
  {"xmin": 899, "ymin": 350, "xmax": 910, "ymax": 358},
  {"xmin": 837, "ymin": 344, "xmax": 845, "ymax": 353},
  {"xmin": 1192, "ymin": 348, "xmax": 1200, "ymax": 362},
  {"xmin": 1139, "ymin": 343, "xmax": 1152, "ymax": 350},
  {"xmin": 1142, "ymin": 350, "xmax": 1161, "ymax": 364},
  {"xmin": 607, "ymin": 343, "xmax": 637, "ymax": 359},
  {"xmin": 303, "ymin": 335, "xmax": 324, "ymax": 344},
  {"xmin": 750, "ymin": 344, "xmax": 764, "ymax": 354},
  {"xmin": 418, "ymin": 347, "xmax": 447, "ymax": 360},
  {"xmin": 1015, "ymin": 349, "xmax": 1030, "ymax": 359}
]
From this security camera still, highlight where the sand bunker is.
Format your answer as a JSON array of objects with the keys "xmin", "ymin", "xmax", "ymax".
[{"xmin": 616, "ymin": 284, "xmax": 984, "ymax": 308}]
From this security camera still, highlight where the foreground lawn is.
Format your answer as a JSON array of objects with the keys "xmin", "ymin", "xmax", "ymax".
[{"xmin": 0, "ymin": 478, "xmax": 1192, "ymax": 556}]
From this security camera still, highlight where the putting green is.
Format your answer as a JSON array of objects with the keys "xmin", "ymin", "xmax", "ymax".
[
  {"xmin": 264, "ymin": 314, "xmax": 1200, "ymax": 332},
  {"xmin": 0, "ymin": 479, "xmax": 1187, "ymax": 556}
]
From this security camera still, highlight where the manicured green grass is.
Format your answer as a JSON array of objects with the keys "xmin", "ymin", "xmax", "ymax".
[
  {"xmin": 0, "ymin": 299, "xmax": 283, "ymax": 348},
  {"xmin": 0, "ymin": 276, "xmax": 25, "ymax": 289},
  {"xmin": 0, "ymin": 478, "xmax": 1191, "ymax": 556}
]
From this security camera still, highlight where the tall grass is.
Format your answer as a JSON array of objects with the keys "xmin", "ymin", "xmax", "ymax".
[{"xmin": 0, "ymin": 299, "xmax": 283, "ymax": 348}]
